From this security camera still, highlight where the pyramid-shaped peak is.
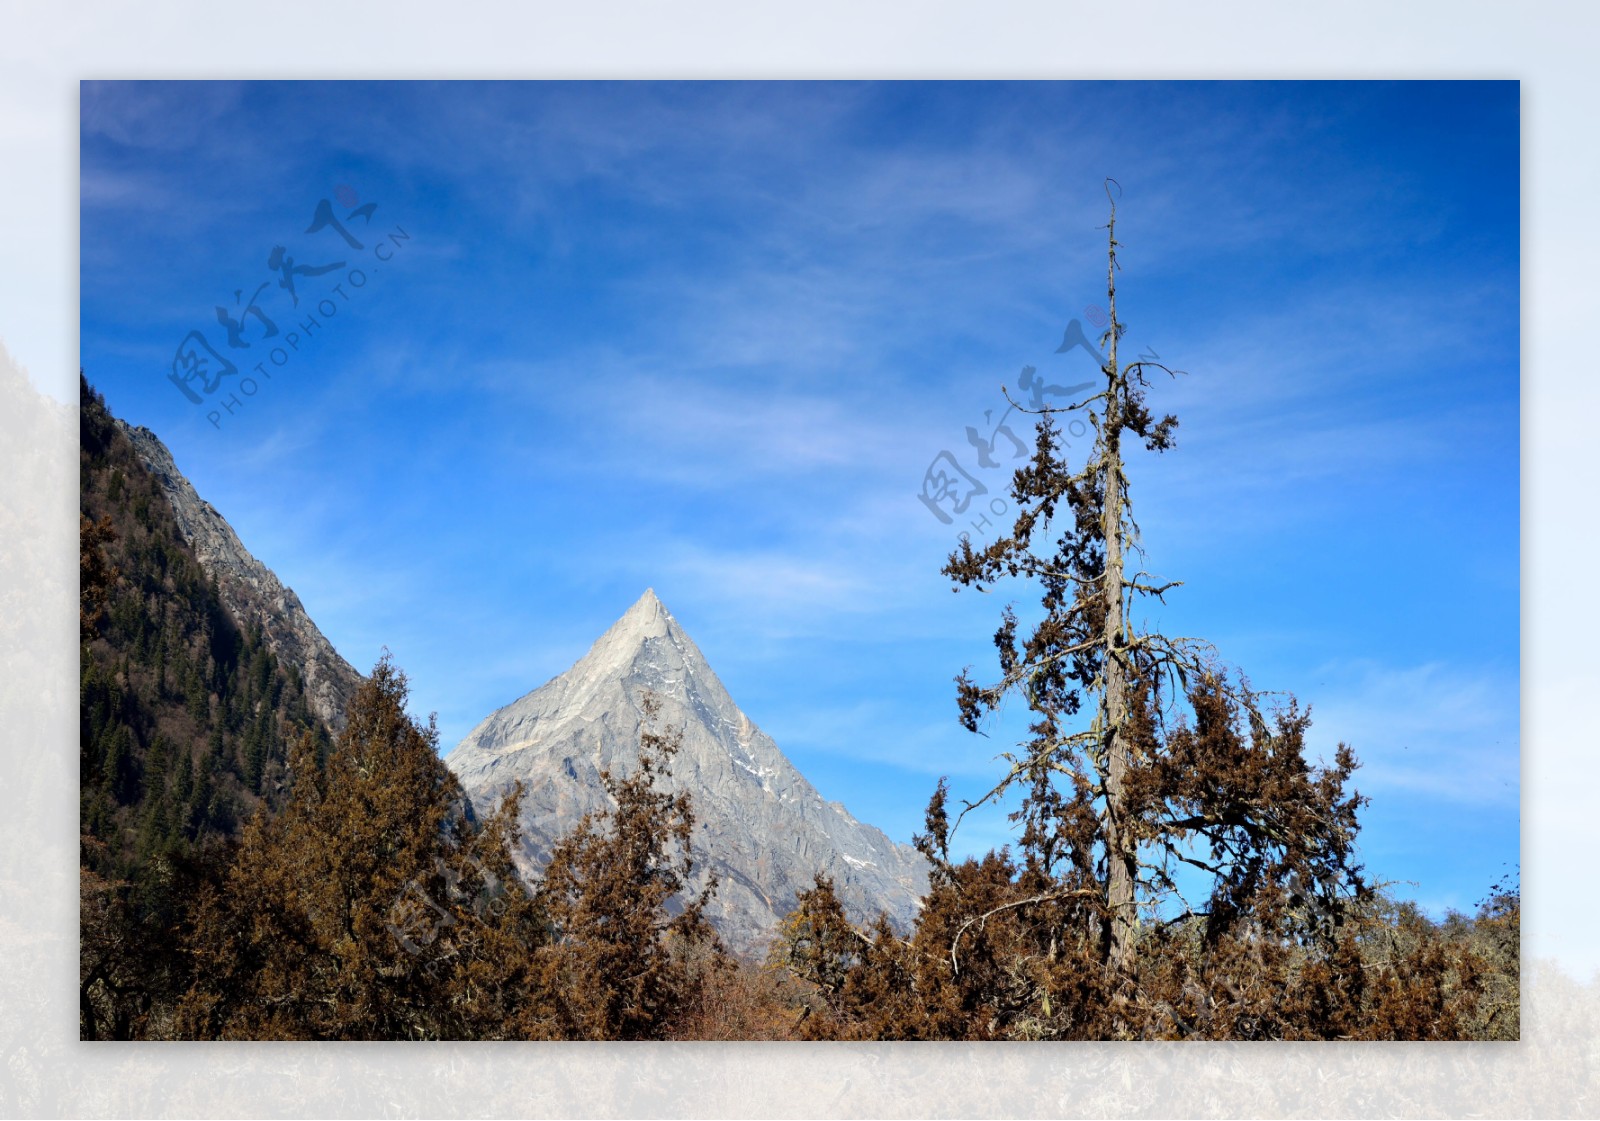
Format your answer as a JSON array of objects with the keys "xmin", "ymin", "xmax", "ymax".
[
  {"xmin": 615, "ymin": 587, "xmax": 674, "ymax": 635},
  {"xmin": 485, "ymin": 587, "xmax": 719, "ymax": 732},
  {"xmin": 576, "ymin": 588, "xmax": 700, "ymax": 676}
]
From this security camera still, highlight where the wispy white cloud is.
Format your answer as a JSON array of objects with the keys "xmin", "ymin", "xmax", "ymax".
[
  {"xmin": 81, "ymin": 81, "xmax": 247, "ymax": 149},
  {"xmin": 646, "ymin": 544, "xmax": 881, "ymax": 640},
  {"xmin": 769, "ymin": 697, "xmax": 1009, "ymax": 780},
  {"xmin": 1301, "ymin": 660, "xmax": 1519, "ymax": 808},
  {"xmin": 601, "ymin": 377, "xmax": 932, "ymax": 480}
]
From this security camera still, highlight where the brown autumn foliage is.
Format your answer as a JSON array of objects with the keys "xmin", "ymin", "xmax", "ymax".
[
  {"xmin": 89, "ymin": 634, "xmax": 1515, "ymax": 1042},
  {"xmin": 80, "ymin": 631, "xmax": 1518, "ymax": 1043},
  {"xmin": 666, "ymin": 940, "xmax": 809, "ymax": 1041},
  {"xmin": 765, "ymin": 842, "xmax": 1520, "ymax": 1042},
  {"xmin": 173, "ymin": 654, "xmax": 546, "ymax": 1039},
  {"xmin": 518, "ymin": 698, "xmax": 726, "ymax": 1040}
]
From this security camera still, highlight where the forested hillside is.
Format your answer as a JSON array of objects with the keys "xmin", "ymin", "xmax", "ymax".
[{"xmin": 79, "ymin": 376, "xmax": 335, "ymax": 1037}]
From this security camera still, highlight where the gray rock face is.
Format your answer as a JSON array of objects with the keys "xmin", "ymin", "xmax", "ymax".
[
  {"xmin": 117, "ymin": 421, "xmax": 364, "ymax": 731},
  {"xmin": 446, "ymin": 589, "xmax": 929, "ymax": 957}
]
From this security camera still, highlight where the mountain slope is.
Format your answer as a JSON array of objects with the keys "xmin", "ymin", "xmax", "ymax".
[
  {"xmin": 446, "ymin": 590, "xmax": 929, "ymax": 956},
  {"xmin": 79, "ymin": 374, "xmax": 339, "ymax": 884},
  {"xmin": 116, "ymin": 420, "xmax": 362, "ymax": 730}
]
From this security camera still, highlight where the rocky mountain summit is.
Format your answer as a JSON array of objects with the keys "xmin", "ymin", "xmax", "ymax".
[
  {"xmin": 446, "ymin": 589, "xmax": 930, "ymax": 956},
  {"xmin": 117, "ymin": 420, "xmax": 363, "ymax": 730}
]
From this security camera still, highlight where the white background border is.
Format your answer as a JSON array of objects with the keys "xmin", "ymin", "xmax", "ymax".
[{"xmin": 2, "ymin": 1, "xmax": 1593, "ymax": 1116}]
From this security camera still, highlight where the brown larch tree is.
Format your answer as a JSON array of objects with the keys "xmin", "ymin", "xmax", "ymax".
[
  {"xmin": 175, "ymin": 654, "xmax": 545, "ymax": 1039},
  {"xmin": 525, "ymin": 695, "xmax": 723, "ymax": 1040}
]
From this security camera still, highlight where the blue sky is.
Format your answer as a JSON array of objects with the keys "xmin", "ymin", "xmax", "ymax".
[{"xmin": 79, "ymin": 80, "xmax": 1519, "ymax": 918}]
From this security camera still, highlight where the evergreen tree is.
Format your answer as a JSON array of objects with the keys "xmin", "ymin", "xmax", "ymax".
[{"xmin": 102, "ymin": 725, "xmax": 133, "ymax": 803}]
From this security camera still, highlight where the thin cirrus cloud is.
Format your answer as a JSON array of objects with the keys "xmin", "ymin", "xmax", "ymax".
[{"xmin": 1302, "ymin": 660, "xmax": 1519, "ymax": 808}]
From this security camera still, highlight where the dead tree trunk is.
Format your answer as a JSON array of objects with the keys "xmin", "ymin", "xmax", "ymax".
[{"xmin": 1099, "ymin": 200, "xmax": 1139, "ymax": 980}]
